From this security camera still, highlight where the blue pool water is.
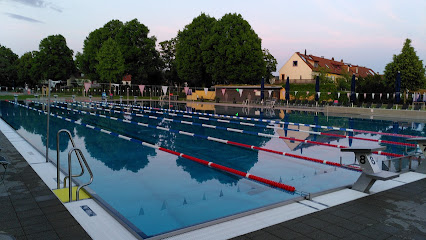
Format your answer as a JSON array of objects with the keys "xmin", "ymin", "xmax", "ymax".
[{"xmin": 1, "ymin": 100, "xmax": 424, "ymax": 237}]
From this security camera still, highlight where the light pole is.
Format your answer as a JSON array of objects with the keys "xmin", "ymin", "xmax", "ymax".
[{"xmin": 46, "ymin": 79, "xmax": 51, "ymax": 163}]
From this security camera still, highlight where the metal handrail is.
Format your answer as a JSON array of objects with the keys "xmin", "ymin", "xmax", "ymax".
[
  {"xmin": 68, "ymin": 148, "xmax": 94, "ymax": 201},
  {"xmin": 383, "ymin": 153, "xmax": 424, "ymax": 172},
  {"xmin": 57, "ymin": 129, "xmax": 84, "ymax": 189}
]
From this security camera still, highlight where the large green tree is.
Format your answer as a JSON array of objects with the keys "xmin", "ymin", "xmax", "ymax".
[
  {"xmin": 176, "ymin": 13, "xmax": 216, "ymax": 86},
  {"xmin": 36, "ymin": 34, "xmax": 75, "ymax": 81},
  {"xmin": 159, "ymin": 37, "xmax": 180, "ymax": 85},
  {"xmin": 77, "ymin": 19, "xmax": 162, "ymax": 84},
  {"xmin": 202, "ymin": 13, "xmax": 265, "ymax": 85},
  {"xmin": 116, "ymin": 19, "xmax": 163, "ymax": 84},
  {"xmin": 76, "ymin": 20, "xmax": 123, "ymax": 80},
  {"xmin": 17, "ymin": 51, "xmax": 41, "ymax": 87},
  {"xmin": 96, "ymin": 38, "xmax": 125, "ymax": 88},
  {"xmin": 0, "ymin": 44, "xmax": 18, "ymax": 87},
  {"xmin": 384, "ymin": 38, "xmax": 425, "ymax": 91}
]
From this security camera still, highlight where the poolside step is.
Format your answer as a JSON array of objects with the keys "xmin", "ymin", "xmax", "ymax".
[{"xmin": 53, "ymin": 186, "xmax": 91, "ymax": 203}]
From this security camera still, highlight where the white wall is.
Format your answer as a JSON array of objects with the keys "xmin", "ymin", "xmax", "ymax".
[{"xmin": 278, "ymin": 53, "xmax": 313, "ymax": 80}]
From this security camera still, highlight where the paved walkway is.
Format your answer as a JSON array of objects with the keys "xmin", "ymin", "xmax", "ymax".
[
  {"xmin": 0, "ymin": 131, "xmax": 91, "ymax": 240},
  {"xmin": 232, "ymin": 178, "xmax": 426, "ymax": 240}
]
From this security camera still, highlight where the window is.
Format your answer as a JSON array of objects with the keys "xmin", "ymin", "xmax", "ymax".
[
  {"xmin": 293, "ymin": 61, "xmax": 298, "ymax": 67},
  {"xmin": 314, "ymin": 61, "xmax": 318, "ymax": 68},
  {"xmin": 281, "ymin": 74, "xmax": 285, "ymax": 80}
]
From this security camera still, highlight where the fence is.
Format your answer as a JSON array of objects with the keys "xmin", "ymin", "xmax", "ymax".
[
  {"xmin": 0, "ymin": 84, "xmax": 217, "ymax": 99},
  {"xmin": 1, "ymin": 84, "xmax": 425, "ymax": 105}
]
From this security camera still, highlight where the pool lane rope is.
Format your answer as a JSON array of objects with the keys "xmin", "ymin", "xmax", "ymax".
[
  {"xmin": 88, "ymin": 100, "xmax": 421, "ymax": 139},
  {"xmin": 36, "ymin": 101, "xmax": 361, "ymax": 172},
  {"xmin": 8, "ymin": 100, "xmax": 296, "ymax": 193},
  {"xmin": 56, "ymin": 100, "xmax": 417, "ymax": 149},
  {"xmin": 48, "ymin": 101, "xmax": 405, "ymax": 158}
]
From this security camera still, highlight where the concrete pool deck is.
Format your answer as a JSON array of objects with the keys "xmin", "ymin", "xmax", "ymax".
[
  {"xmin": 1, "ymin": 100, "xmax": 425, "ymax": 239},
  {"xmin": 231, "ymin": 177, "xmax": 426, "ymax": 240},
  {"xmin": 0, "ymin": 130, "xmax": 91, "ymax": 240}
]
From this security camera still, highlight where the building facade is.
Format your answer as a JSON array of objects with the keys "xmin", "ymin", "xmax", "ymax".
[{"xmin": 278, "ymin": 52, "xmax": 376, "ymax": 83}]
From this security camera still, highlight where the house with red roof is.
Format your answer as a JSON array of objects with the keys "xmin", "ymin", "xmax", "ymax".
[
  {"xmin": 122, "ymin": 74, "xmax": 132, "ymax": 85},
  {"xmin": 278, "ymin": 51, "xmax": 376, "ymax": 83}
]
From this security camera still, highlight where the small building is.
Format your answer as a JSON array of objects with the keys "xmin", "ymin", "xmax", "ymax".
[
  {"xmin": 122, "ymin": 74, "xmax": 132, "ymax": 85},
  {"xmin": 278, "ymin": 51, "xmax": 376, "ymax": 84},
  {"xmin": 215, "ymin": 85, "xmax": 283, "ymax": 102}
]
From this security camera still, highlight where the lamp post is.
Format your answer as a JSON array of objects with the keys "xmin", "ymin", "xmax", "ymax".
[{"xmin": 46, "ymin": 79, "xmax": 51, "ymax": 163}]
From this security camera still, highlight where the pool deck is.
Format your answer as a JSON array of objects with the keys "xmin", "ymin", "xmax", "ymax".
[
  {"xmin": 0, "ymin": 130, "xmax": 91, "ymax": 240},
  {"xmin": 231, "ymin": 177, "xmax": 426, "ymax": 240},
  {"xmin": 1, "ymin": 99, "xmax": 426, "ymax": 239}
]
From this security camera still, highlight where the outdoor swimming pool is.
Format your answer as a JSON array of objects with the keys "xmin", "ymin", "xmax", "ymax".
[{"xmin": 0, "ymin": 100, "xmax": 424, "ymax": 238}]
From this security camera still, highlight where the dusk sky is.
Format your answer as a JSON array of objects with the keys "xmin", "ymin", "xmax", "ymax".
[{"xmin": 1, "ymin": 0, "xmax": 425, "ymax": 75}]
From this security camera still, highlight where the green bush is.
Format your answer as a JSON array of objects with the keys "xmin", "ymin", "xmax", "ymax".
[{"xmin": 282, "ymin": 83, "xmax": 337, "ymax": 101}]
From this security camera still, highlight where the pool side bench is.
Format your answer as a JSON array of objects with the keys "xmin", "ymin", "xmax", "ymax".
[{"xmin": 341, "ymin": 147, "xmax": 399, "ymax": 193}]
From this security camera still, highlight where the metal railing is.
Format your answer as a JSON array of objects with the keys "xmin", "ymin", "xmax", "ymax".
[
  {"xmin": 56, "ymin": 129, "xmax": 93, "ymax": 202},
  {"xmin": 382, "ymin": 153, "xmax": 424, "ymax": 172},
  {"xmin": 67, "ymin": 148, "xmax": 93, "ymax": 201},
  {"xmin": 57, "ymin": 129, "xmax": 84, "ymax": 189}
]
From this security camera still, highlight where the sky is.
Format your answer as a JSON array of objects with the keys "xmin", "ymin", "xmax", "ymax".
[{"xmin": 0, "ymin": 0, "xmax": 425, "ymax": 75}]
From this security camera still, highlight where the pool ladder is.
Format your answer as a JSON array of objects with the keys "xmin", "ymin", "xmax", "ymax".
[{"xmin": 56, "ymin": 129, "xmax": 93, "ymax": 202}]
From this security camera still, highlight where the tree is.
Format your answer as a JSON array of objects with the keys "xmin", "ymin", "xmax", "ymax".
[
  {"xmin": 36, "ymin": 34, "xmax": 75, "ymax": 81},
  {"xmin": 0, "ymin": 44, "xmax": 18, "ymax": 87},
  {"xmin": 202, "ymin": 13, "xmax": 265, "ymax": 85},
  {"xmin": 176, "ymin": 13, "xmax": 216, "ymax": 86},
  {"xmin": 335, "ymin": 68, "xmax": 350, "ymax": 90},
  {"xmin": 77, "ymin": 19, "xmax": 162, "ymax": 84},
  {"xmin": 17, "ymin": 51, "xmax": 41, "ymax": 87},
  {"xmin": 384, "ymin": 38, "xmax": 426, "ymax": 91},
  {"xmin": 159, "ymin": 38, "xmax": 181, "ymax": 85},
  {"xmin": 76, "ymin": 20, "xmax": 123, "ymax": 80},
  {"xmin": 263, "ymin": 48, "xmax": 277, "ymax": 80},
  {"xmin": 357, "ymin": 74, "xmax": 388, "ymax": 93},
  {"xmin": 96, "ymin": 38, "xmax": 125, "ymax": 89},
  {"xmin": 116, "ymin": 19, "xmax": 163, "ymax": 84}
]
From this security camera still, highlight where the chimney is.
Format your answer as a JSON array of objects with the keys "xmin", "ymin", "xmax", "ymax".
[
  {"xmin": 341, "ymin": 59, "xmax": 343, "ymax": 63},
  {"xmin": 347, "ymin": 66, "xmax": 350, "ymax": 72},
  {"xmin": 304, "ymin": 49, "xmax": 307, "ymax": 55},
  {"xmin": 321, "ymin": 56, "xmax": 324, "ymax": 58},
  {"xmin": 356, "ymin": 67, "xmax": 359, "ymax": 74},
  {"xmin": 332, "ymin": 57, "xmax": 334, "ymax": 61}
]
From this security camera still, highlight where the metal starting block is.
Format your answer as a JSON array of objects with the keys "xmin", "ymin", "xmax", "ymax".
[
  {"xmin": 341, "ymin": 147, "xmax": 399, "ymax": 193},
  {"xmin": 406, "ymin": 137, "xmax": 426, "ymax": 173}
]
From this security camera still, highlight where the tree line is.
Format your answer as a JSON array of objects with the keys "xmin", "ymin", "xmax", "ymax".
[
  {"xmin": 0, "ymin": 13, "xmax": 277, "ymax": 89},
  {"xmin": 0, "ymin": 14, "xmax": 424, "ymax": 91},
  {"xmin": 0, "ymin": 34, "xmax": 75, "ymax": 88}
]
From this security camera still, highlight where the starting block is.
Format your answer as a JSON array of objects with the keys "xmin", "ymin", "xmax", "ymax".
[
  {"xmin": 406, "ymin": 137, "xmax": 426, "ymax": 173},
  {"xmin": 341, "ymin": 147, "xmax": 399, "ymax": 193}
]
